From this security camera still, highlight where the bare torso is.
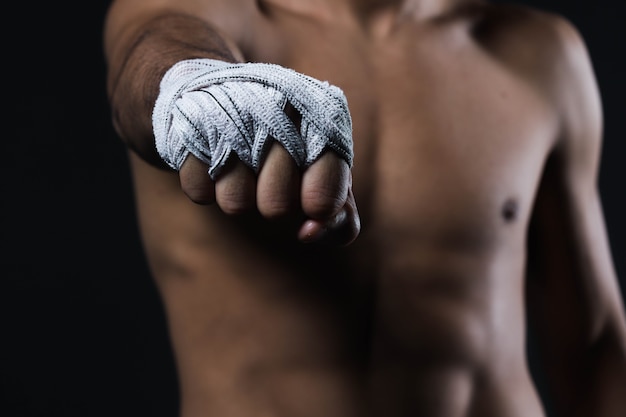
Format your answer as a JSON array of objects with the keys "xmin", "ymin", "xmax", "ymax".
[{"xmin": 128, "ymin": 2, "xmax": 560, "ymax": 416}]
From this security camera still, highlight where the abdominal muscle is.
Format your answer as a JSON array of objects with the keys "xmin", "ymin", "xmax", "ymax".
[{"xmin": 128, "ymin": 153, "xmax": 546, "ymax": 417}]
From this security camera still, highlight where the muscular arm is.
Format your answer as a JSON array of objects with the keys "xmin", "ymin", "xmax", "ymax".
[
  {"xmin": 103, "ymin": 0, "xmax": 360, "ymax": 244},
  {"xmin": 526, "ymin": 14, "xmax": 626, "ymax": 417}
]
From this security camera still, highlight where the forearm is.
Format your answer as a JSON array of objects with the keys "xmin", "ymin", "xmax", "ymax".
[
  {"xmin": 572, "ymin": 323, "xmax": 626, "ymax": 417},
  {"xmin": 526, "ymin": 166, "xmax": 626, "ymax": 416},
  {"xmin": 534, "ymin": 313, "xmax": 626, "ymax": 417},
  {"xmin": 104, "ymin": 11, "xmax": 240, "ymax": 167}
]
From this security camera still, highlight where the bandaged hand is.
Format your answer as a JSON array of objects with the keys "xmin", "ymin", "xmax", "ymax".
[{"xmin": 152, "ymin": 58, "xmax": 360, "ymax": 245}]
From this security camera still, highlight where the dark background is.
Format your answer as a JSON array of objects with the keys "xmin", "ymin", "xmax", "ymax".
[{"xmin": 2, "ymin": 1, "xmax": 624, "ymax": 416}]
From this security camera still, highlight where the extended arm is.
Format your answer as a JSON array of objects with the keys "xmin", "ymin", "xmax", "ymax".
[
  {"xmin": 103, "ymin": 0, "xmax": 360, "ymax": 245},
  {"xmin": 526, "ymin": 15, "xmax": 626, "ymax": 417}
]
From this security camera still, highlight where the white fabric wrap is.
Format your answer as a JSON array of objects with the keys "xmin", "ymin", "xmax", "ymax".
[{"xmin": 152, "ymin": 58, "xmax": 354, "ymax": 179}]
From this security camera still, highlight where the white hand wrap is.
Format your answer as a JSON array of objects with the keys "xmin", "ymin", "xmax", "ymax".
[{"xmin": 152, "ymin": 58, "xmax": 354, "ymax": 179}]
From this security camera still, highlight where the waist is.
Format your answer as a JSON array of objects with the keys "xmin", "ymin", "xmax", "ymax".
[
  {"xmin": 181, "ymin": 359, "xmax": 543, "ymax": 417},
  {"xmin": 145, "ymin": 237, "xmax": 530, "ymax": 380},
  {"xmin": 153, "ymin": 228, "xmax": 529, "ymax": 366},
  {"xmin": 144, "ymin": 219, "xmax": 539, "ymax": 417}
]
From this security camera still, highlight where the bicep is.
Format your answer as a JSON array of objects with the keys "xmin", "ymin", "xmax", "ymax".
[{"xmin": 540, "ymin": 16, "xmax": 621, "ymax": 323}]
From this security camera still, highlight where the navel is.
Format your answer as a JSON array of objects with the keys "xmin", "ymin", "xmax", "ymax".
[{"xmin": 501, "ymin": 198, "xmax": 519, "ymax": 223}]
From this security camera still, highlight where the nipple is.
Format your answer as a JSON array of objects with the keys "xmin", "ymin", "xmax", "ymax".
[{"xmin": 502, "ymin": 198, "xmax": 519, "ymax": 223}]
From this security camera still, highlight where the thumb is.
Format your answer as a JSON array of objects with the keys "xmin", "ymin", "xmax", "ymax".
[{"xmin": 298, "ymin": 187, "xmax": 361, "ymax": 246}]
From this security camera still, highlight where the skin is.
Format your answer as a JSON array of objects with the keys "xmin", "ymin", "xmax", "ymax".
[{"xmin": 104, "ymin": 1, "xmax": 626, "ymax": 416}]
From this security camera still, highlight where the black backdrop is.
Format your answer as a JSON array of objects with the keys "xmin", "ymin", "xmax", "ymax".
[{"xmin": 3, "ymin": 1, "xmax": 624, "ymax": 416}]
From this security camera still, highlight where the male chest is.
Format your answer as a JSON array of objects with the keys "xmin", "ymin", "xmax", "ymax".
[
  {"xmin": 366, "ymin": 64, "xmax": 554, "ymax": 249},
  {"xmin": 249, "ymin": 18, "xmax": 556, "ymax": 243}
]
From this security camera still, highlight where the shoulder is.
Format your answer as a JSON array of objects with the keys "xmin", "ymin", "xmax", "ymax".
[
  {"xmin": 473, "ymin": 2, "xmax": 602, "ymax": 150},
  {"xmin": 473, "ymin": 2, "xmax": 591, "ymax": 85}
]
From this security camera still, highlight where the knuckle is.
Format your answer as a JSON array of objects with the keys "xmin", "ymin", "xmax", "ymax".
[
  {"xmin": 215, "ymin": 162, "xmax": 256, "ymax": 214},
  {"xmin": 301, "ymin": 187, "xmax": 343, "ymax": 218},
  {"xmin": 181, "ymin": 182, "xmax": 215, "ymax": 204},
  {"xmin": 179, "ymin": 156, "xmax": 215, "ymax": 204},
  {"xmin": 258, "ymin": 193, "xmax": 297, "ymax": 218},
  {"xmin": 301, "ymin": 155, "xmax": 350, "ymax": 218},
  {"xmin": 217, "ymin": 188, "xmax": 254, "ymax": 215}
]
